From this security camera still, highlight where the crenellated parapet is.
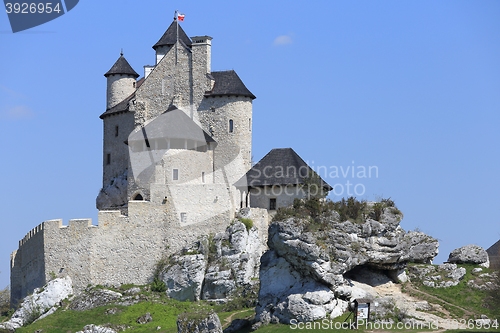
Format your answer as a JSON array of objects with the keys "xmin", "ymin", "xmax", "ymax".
[{"xmin": 19, "ymin": 222, "xmax": 44, "ymax": 246}]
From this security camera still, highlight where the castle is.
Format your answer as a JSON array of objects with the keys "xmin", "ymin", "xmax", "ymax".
[{"xmin": 10, "ymin": 19, "xmax": 330, "ymax": 305}]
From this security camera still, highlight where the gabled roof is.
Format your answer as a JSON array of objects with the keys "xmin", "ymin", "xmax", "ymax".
[
  {"xmin": 235, "ymin": 148, "xmax": 332, "ymax": 189},
  {"xmin": 127, "ymin": 105, "xmax": 216, "ymax": 144},
  {"xmin": 104, "ymin": 54, "xmax": 139, "ymax": 78},
  {"xmin": 153, "ymin": 20, "xmax": 192, "ymax": 50},
  {"xmin": 205, "ymin": 70, "xmax": 256, "ymax": 99}
]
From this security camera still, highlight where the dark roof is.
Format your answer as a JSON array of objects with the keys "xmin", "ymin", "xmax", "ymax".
[
  {"xmin": 205, "ymin": 70, "xmax": 256, "ymax": 99},
  {"xmin": 127, "ymin": 106, "xmax": 216, "ymax": 144},
  {"xmin": 153, "ymin": 20, "xmax": 192, "ymax": 50},
  {"xmin": 100, "ymin": 78, "xmax": 144, "ymax": 119},
  {"xmin": 235, "ymin": 148, "xmax": 332, "ymax": 189},
  {"xmin": 487, "ymin": 239, "xmax": 500, "ymax": 269},
  {"xmin": 104, "ymin": 54, "xmax": 139, "ymax": 78}
]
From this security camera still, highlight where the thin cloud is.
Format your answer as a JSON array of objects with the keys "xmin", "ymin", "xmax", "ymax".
[
  {"xmin": 273, "ymin": 35, "xmax": 293, "ymax": 46},
  {"xmin": 0, "ymin": 85, "xmax": 25, "ymax": 99},
  {"xmin": 1, "ymin": 105, "xmax": 34, "ymax": 120}
]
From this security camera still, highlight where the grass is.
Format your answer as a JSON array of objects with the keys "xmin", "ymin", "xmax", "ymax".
[
  {"xmin": 409, "ymin": 263, "xmax": 495, "ymax": 318},
  {"xmin": 15, "ymin": 298, "xmax": 213, "ymax": 333}
]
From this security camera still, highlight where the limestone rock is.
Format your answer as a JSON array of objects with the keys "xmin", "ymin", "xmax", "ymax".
[
  {"xmin": 408, "ymin": 263, "xmax": 466, "ymax": 288},
  {"xmin": 255, "ymin": 206, "xmax": 440, "ymax": 325},
  {"xmin": 76, "ymin": 324, "xmax": 117, "ymax": 333},
  {"xmin": 70, "ymin": 287, "xmax": 123, "ymax": 311},
  {"xmin": 0, "ymin": 276, "xmax": 73, "ymax": 330},
  {"xmin": 448, "ymin": 245, "xmax": 490, "ymax": 267},
  {"xmin": 136, "ymin": 312, "xmax": 153, "ymax": 324},
  {"xmin": 400, "ymin": 231, "xmax": 439, "ymax": 264},
  {"xmin": 163, "ymin": 254, "xmax": 207, "ymax": 301},
  {"xmin": 96, "ymin": 170, "xmax": 128, "ymax": 209},
  {"xmin": 163, "ymin": 220, "xmax": 263, "ymax": 302},
  {"xmin": 177, "ymin": 310, "xmax": 222, "ymax": 333}
]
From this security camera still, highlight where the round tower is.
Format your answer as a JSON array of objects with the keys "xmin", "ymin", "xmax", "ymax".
[
  {"xmin": 104, "ymin": 53, "xmax": 139, "ymax": 110},
  {"xmin": 201, "ymin": 70, "xmax": 256, "ymax": 185}
]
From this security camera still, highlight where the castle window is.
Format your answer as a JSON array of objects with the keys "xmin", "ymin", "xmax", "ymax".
[
  {"xmin": 106, "ymin": 154, "xmax": 111, "ymax": 165},
  {"xmin": 202, "ymin": 172, "xmax": 205, "ymax": 183},
  {"xmin": 229, "ymin": 119, "xmax": 234, "ymax": 133},
  {"xmin": 133, "ymin": 81, "xmax": 136, "ymax": 88},
  {"xmin": 180, "ymin": 212, "xmax": 187, "ymax": 224},
  {"xmin": 115, "ymin": 125, "xmax": 119, "ymax": 137},
  {"xmin": 269, "ymin": 198, "xmax": 277, "ymax": 210},
  {"xmin": 249, "ymin": 118, "xmax": 251, "ymax": 131},
  {"xmin": 173, "ymin": 169, "xmax": 179, "ymax": 180},
  {"xmin": 133, "ymin": 193, "xmax": 143, "ymax": 201}
]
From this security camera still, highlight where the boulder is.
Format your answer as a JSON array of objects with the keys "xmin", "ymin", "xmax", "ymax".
[
  {"xmin": 448, "ymin": 245, "xmax": 490, "ymax": 267},
  {"xmin": 70, "ymin": 288, "xmax": 122, "ymax": 311},
  {"xmin": 0, "ymin": 276, "xmax": 73, "ymax": 330},
  {"xmin": 136, "ymin": 312, "xmax": 153, "ymax": 324},
  {"xmin": 177, "ymin": 310, "xmax": 223, "ymax": 333},
  {"xmin": 163, "ymin": 254, "xmax": 207, "ymax": 301},
  {"xmin": 76, "ymin": 325, "xmax": 117, "ymax": 333},
  {"xmin": 400, "ymin": 231, "xmax": 439, "ymax": 263}
]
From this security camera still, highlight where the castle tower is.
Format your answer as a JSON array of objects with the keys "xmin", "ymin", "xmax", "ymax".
[
  {"xmin": 152, "ymin": 20, "xmax": 192, "ymax": 65},
  {"xmin": 199, "ymin": 70, "xmax": 256, "ymax": 189},
  {"xmin": 104, "ymin": 53, "xmax": 139, "ymax": 110},
  {"xmin": 97, "ymin": 54, "xmax": 140, "ymax": 210}
]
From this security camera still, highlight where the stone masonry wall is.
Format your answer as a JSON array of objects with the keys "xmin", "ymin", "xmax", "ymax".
[
  {"xmin": 10, "ymin": 223, "xmax": 45, "ymax": 307},
  {"xmin": 250, "ymin": 185, "xmax": 307, "ymax": 211},
  {"xmin": 12, "ymin": 200, "xmax": 271, "ymax": 305},
  {"xmin": 198, "ymin": 96, "xmax": 253, "ymax": 186}
]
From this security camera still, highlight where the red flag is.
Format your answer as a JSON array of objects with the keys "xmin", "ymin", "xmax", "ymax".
[{"xmin": 177, "ymin": 12, "xmax": 185, "ymax": 21}]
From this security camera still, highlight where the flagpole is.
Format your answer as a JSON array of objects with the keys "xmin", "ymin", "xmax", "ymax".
[{"xmin": 175, "ymin": 10, "xmax": 179, "ymax": 65}]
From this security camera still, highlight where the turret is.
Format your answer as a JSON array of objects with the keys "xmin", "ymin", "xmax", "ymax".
[
  {"xmin": 152, "ymin": 20, "xmax": 192, "ymax": 65},
  {"xmin": 104, "ymin": 53, "xmax": 139, "ymax": 110}
]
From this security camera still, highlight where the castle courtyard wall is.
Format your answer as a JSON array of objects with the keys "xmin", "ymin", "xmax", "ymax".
[{"xmin": 11, "ymin": 200, "xmax": 270, "ymax": 305}]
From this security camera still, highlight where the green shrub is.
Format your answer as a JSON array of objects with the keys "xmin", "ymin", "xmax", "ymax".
[
  {"xmin": 239, "ymin": 218, "xmax": 253, "ymax": 231},
  {"xmin": 333, "ymin": 197, "xmax": 367, "ymax": 223},
  {"xmin": 151, "ymin": 277, "xmax": 167, "ymax": 293},
  {"xmin": 370, "ymin": 202, "xmax": 384, "ymax": 221}
]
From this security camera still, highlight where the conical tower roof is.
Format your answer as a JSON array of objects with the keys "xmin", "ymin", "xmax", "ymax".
[
  {"xmin": 153, "ymin": 20, "xmax": 192, "ymax": 50},
  {"xmin": 104, "ymin": 54, "xmax": 139, "ymax": 78}
]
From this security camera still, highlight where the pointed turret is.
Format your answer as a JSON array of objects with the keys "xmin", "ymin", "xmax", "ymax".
[
  {"xmin": 104, "ymin": 53, "xmax": 140, "ymax": 78},
  {"xmin": 104, "ymin": 53, "xmax": 139, "ymax": 110},
  {"xmin": 153, "ymin": 20, "xmax": 192, "ymax": 64}
]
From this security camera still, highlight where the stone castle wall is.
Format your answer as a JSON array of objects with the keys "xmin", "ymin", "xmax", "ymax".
[{"xmin": 11, "ymin": 200, "xmax": 268, "ymax": 306}]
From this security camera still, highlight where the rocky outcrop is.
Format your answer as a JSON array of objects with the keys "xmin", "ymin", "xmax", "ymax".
[
  {"xmin": 161, "ymin": 220, "xmax": 263, "ymax": 302},
  {"xmin": 96, "ymin": 170, "xmax": 128, "ymax": 210},
  {"xmin": 255, "ymin": 206, "xmax": 439, "ymax": 326},
  {"xmin": 163, "ymin": 254, "xmax": 207, "ymax": 301},
  {"xmin": 401, "ymin": 231, "xmax": 439, "ymax": 264},
  {"xmin": 448, "ymin": 245, "xmax": 490, "ymax": 268},
  {"xmin": 0, "ymin": 276, "xmax": 73, "ymax": 330},
  {"xmin": 408, "ymin": 263, "xmax": 466, "ymax": 288},
  {"xmin": 177, "ymin": 310, "xmax": 223, "ymax": 333},
  {"xmin": 76, "ymin": 325, "xmax": 117, "ymax": 333},
  {"xmin": 70, "ymin": 287, "xmax": 123, "ymax": 311}
]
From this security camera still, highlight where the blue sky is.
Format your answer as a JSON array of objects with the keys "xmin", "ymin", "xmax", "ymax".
[{"xmin": 0, "ymin": 1, "xmax": 499, "ymax": 288}]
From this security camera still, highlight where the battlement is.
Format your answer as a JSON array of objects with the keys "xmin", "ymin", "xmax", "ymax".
[
  {"xmin": 19, "ymin": 223, "xmax": 44, "ymax": 246},
  {"xmin": 42, "ymin": 218, "xmax": 95, "ymax": 230},
  {"xmin": 19, "ymin": 219, "xmax": 96, "ymax": 247}
]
